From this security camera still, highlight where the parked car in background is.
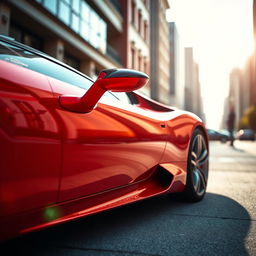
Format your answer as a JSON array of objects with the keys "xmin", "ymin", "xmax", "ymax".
[
  {"xmin": 0, "ymin": 35, "xmax": 209, "ymax": 240},
  {"xmin": 237, "ymin": 129, "xmax": 255, "ymax": 141},
  {"xmin": 207, "ymin": 129, "xmax": 230, "ymax": 143}
]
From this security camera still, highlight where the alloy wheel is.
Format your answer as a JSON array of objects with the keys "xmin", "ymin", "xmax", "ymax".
[{"xmin": 190, "ymin": 134, "xmax": 209, "ymax": 197}]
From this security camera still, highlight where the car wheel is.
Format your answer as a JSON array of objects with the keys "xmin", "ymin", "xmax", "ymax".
[{"xmin": 183, "ymin": 129, "xmax": 209, "ymax": 202}]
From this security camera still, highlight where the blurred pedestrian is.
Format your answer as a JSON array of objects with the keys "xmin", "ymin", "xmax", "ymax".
[{"xmin": 227, "ymin": 106, "xmax": 236, "ymax": 147}]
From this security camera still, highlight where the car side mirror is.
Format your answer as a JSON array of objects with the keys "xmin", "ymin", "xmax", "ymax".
[{"xmin": 59, "ymin": 69, "xmax": 149, "ymax": 113}]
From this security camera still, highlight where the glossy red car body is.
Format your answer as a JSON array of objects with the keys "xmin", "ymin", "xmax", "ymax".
[{"xmin": 0, "ymin": 36, "xmax": 208, "ymax": 240}]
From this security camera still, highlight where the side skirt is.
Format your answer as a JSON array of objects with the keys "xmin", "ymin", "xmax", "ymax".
[{"xmin": 1, "ymin": 162, "xmax": 186, "ymax": 240}]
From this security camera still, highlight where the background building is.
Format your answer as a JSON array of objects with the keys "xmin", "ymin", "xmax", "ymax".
[
  {"xmin": 225, "ymin": 2, "xmax": 256, "ymax": 130},
  {"xmin": 169, "ymin": 22, "xmax": 185, "ymax": 109},
  {"xmin": 221, "ymin": 97, "xmax": 230, "ymax": 129},
  {"xmin": 228, "ymin": 55, "xmax": 255, "ymax": 129},
  {"xmin": 184, "ymin": 47, "xmax": 204, "ymax": 119},
  {"xmin": 0, "ymin": 0, "xmax": 151, "ymax": 83},
  {"xmin": 118, "ymin": 0, "xmax": 150, "ymax": 96},
  {"xmin": 228, "ymin": 68, "xmax": 242, "ymax": 129},
  {"xmin": 184, "ymin": 48, "xmax": 193, "ymax": 111},
  {"xmin": 150, "ymin": 0, "xmax": 170, "ymax": 104},
  {"xmin": 252, "ymin": 0, "xmax": 256, "ymax": 105},
  {"xmin": 0, "ymin": 0, "xmax": 196, "ymax": 109},
  {"xmin": 0, "ymin": 0, "xmax": 125, "ymax": 80}
]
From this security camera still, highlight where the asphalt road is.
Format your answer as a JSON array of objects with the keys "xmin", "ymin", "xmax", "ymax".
[{"xmin": 1, "ymin": 141, "xmax": 256, "ymax": 256}]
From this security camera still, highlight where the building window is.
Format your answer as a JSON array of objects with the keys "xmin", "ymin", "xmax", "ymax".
[
  {"xmin": 131, "ymin": 1, "xmax": 136, "ymax": 25},
  {"xmin": 99, "ymin": 20, "xmax": 107, "ymax": 53},
  {"xmin": 80, "ymin": 21, "xmax": 89, "ymax": 41},
  {"xmin": 44, "ymin": 0, "xmax": 57, "ymax": 15},
  {"xmin": 138, "ymin": 11, "xmax": 142, "ymax": 33},
  {"xmin": 71, "ymin": 0, "xmax": 80, "ymax": 33},
  {"xmin": 90, "ymin": 11, "xmax": 100, "ymax": 48},
  {"xmin": 64, "ymin": 52, "xmax": 80, "ymax": 70},
  {"xmin": 34, "ymin": 0, "xmax": 107, "ymax": 54},
  {"xmin": 72, "ymin": 0, "xmax": 80, "ymax": 13},
  {"xmin": 141, "ymin": 20, "xmax": 145, "ymax": 38},
  {"xmin": 131, "ymin": 47, "xmax": 135, "ymax": 69},
  {"xmin": 144, "ymin": 59, "xmax": 148, "ymax": 74},
  {"xmin": 144, "ymin": 22, "xmax": 148, "ymax": 42},
  {"xmin": 9, "ymin": 23, "xmax": 43, "ymax": 51},
  {"xmin": 144, "ymin": 0, "xmax": 149, "ymax": 10},
  {"xmin": 138, "ymin": 54, "xmax": 142, "ymax": 71},
  {"xmin": 59, "ymin": 0, "xmax": 71, "ymax": 25},
  {"xmin": 80, "ymin": 1, "xmax": 90, "ymax": 41},
  {"xmin": 71, "ymin": 13, "xmax": 80, "ymax": 32}
]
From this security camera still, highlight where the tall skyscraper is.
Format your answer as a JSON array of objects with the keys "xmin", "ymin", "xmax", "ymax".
[{"xmin": 150, "ymin": 0, "xmax": 170, "ymax": 104}]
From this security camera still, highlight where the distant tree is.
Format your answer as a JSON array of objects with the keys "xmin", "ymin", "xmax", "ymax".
[
  {"xmin": 238, "ymin": 115, "xmax": 249, "ymax": 130},
  {"xmin": 248, "ymin": 105, "xmax": 256, "ymax": 131},
  {"xmin": 238, "ymin": 105, "xmax": 256, "ymax": 131}
]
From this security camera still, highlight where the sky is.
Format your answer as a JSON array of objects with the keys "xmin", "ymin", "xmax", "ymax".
[{"xmin": 166, "ymin": 0, "xmax": 254, "ymax": 129}]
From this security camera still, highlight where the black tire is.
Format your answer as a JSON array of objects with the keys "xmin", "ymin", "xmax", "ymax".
[{"xmin": 182, "ymin": 128, "xmax": 209, "ymax": 202}]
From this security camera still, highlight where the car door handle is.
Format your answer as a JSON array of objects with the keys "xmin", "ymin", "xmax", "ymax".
[{"xmin": 160, "ymin": 124, "xmax": 166, "ymax": 128}]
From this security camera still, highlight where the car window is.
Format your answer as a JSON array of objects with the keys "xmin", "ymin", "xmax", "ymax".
[{"xmin": 0, "ymin": 40, "xmax": 92, "ymax": 90}]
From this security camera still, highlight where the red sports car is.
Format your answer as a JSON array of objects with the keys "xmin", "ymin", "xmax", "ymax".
[{"xmin": 0, "ymin": 35, "xmax": 209, "ymax": 240}]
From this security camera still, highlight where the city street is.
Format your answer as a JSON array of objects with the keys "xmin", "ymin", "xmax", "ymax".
[
  {"xmin": 1, "ymin": 1, "xmax": 255, "ymax": 256},
  {"xmin": 1, "ymin": 141, "xmax": 256, "ymax": 256}
]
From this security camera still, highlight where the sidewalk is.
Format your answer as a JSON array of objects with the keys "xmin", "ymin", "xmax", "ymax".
[
  {"xmin": 209, "ymin": 141, "xmax": 256, "ymax": 172},
  {"xmin": 208, "ymin": 141, "xmax": 256, "ymax": 220}
]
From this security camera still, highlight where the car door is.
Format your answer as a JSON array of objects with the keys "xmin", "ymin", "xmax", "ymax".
[
  {"xmin": 48, "ymin": 71, "xmax": 168, "ymax": 202},
  {"xmin": 0, "ymin": 40, "xmax": 61, "ymax": 217}
]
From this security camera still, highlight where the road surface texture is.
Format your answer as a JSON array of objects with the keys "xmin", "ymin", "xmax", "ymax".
[{"xmin": 1, "ymin": 141, "xmax": 256, "ymax": 256}]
